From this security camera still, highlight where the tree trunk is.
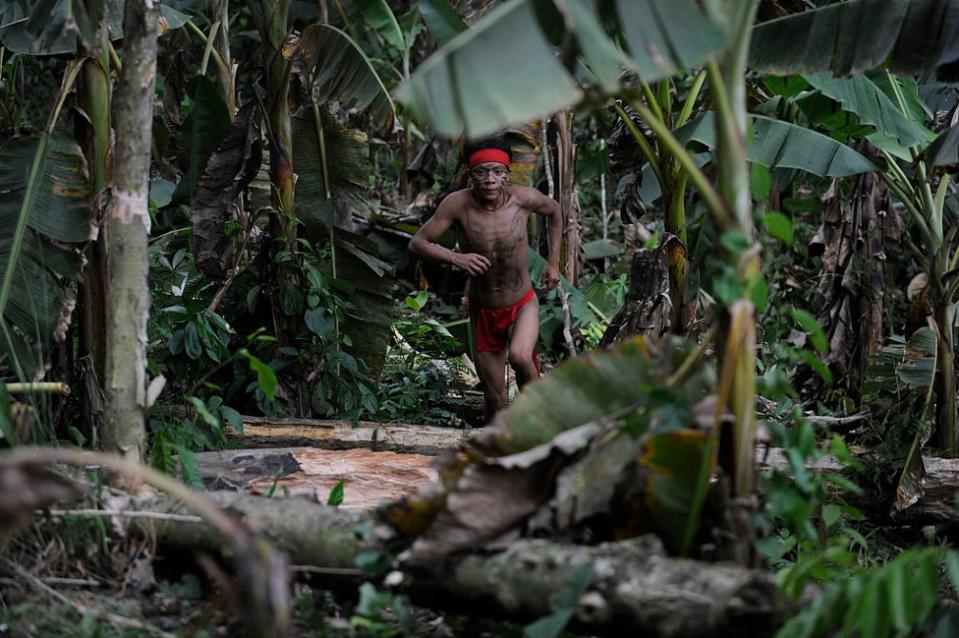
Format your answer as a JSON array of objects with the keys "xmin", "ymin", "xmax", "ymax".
[
  {"xmin": 810, "ymin": 168, "xmax": 892, "ymax": 402},
  {"xmin": 102, "ymin": 0, "xmax": 158, "ymax": 462},
  {"xmin": 599, "ymin": 241, "xmax": 672, "ymax": 345},
  {"xmin": 145, "ymin": 492, "xmax": 785, "ymax": 637},
  {"xmin": 554, "ymin": 111, "xmax": 580, "ymax": 286}
]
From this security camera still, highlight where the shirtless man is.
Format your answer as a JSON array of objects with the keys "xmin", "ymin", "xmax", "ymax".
[{"xmin": 409, "ymin": 137, "xmax": 563, "ymax": 420}]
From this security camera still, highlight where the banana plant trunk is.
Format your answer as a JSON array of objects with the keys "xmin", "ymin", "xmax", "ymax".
[
  {"xmin": 102, "ymin": 0, "xmax": 159, "ymax": 462},
  {"xmin": 75, "ymin": 24, "xmax": 111, "ymax": 445},
  {"xmin": 253, "ymin": 0, "xmax": 297, "ymax": 345},
  {"xmin": 664, "ymin": 172, "xmax": 691, "ymax": 333},
  {"xmin": 711, "ymin": 0, "xmax": 761, "ymax": 565},
  {"xmin": 935, "ymin": 290, "xmax": 957, "ymax": 454}
]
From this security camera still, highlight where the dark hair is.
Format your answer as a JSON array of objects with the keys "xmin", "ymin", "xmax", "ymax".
[{"xmin": 463, "ymin": 136, "xmax": 513, "ymax": 165}]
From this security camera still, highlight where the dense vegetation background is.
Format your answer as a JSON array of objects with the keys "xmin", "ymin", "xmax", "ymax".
[{"xmin": 2, "ymin": 0, "xmax": 959, "ymax": 636}]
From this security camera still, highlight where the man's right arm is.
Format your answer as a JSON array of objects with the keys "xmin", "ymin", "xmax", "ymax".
[{"xmin": 408, "ymin": 197, "xmax": 490, "ymax": 276}]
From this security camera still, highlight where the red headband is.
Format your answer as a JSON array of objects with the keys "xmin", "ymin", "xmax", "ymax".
[{"xmin": 467, "ymin": 148, "xmax": 510, "ymax": 168}]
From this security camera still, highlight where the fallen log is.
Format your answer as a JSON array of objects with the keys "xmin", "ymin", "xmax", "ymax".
[
  {"xmin": 227, "ymin": 420, "xmax": 467, "ymax": 455},
  {"xmin": 144, "ymin": 491, "xmax": 785, "ymax": 637}
]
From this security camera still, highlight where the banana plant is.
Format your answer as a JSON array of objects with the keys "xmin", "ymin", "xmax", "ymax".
[{"xmin": 0, "ymin": 63, "xmax": 94, "ymax": 381}]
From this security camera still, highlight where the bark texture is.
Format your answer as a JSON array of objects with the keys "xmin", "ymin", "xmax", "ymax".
[
  {"xmin": 599, "ymin": 241, "xmax": 672, "ymax": 345},
  {"xmin": 809, "ymin": 172, "xmax": 898, "ymax": 400},
  {"xmin": 102, "ymin": 0, "xmax": 158, "ymax": 461},
  {"xmin": 145, "ymin": 492, "xmax": 784, "ymax": 636}
]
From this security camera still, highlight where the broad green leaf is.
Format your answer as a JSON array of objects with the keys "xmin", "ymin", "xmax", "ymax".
[
  {"xmin": 219, "ymin": 405, "xmax": 243, "ymax": 434},
  {"xmin": 804, "ymin": 74, "xmax": 932, "ymax": 149},
  {"xmin": 396, "ymin": 0, "xmax": 580, "ymax": 138},
  {"xmin": 172, "ymin": 77, "xmax": 231, "ymax": 205},
  {"xmin": 243, "ymin": 350, "xmax": 278, "ymax": 400},
  {"xmin": 613, "ymin": 0, "xmax": 727, "ymax": 81},
  {"xmin": 187, "ymin": 396, "xmax": 220, "ymax": 428},
  {"xmin": 0, "ymin": 134, "xmax": 93, "ymax": 378},
  {"xmin": 764, "ymin": 212, "xmax": 794, "ymax": 244},
  {"xmin": 749, "ymin": 0, "xmax": 959, "ymax": 76},
  {"xmin": 297, "ymin": 24, "xmax": 396, "ymax": 132},
  {"xmin": 418, "ymin": 0, "xmax": 467, "ymax": 45},
  {"xmin": 356, "ymin": 0, "xmax": 404, "ymax": 50},
  {"xmin": 675, "ymin": 113, "xmax": 877, "ymax": 177},
  {"xmin": 582, "ymin": 239, "xmax": 621, "ymax": 260},
  {"xmin": 485, "ymin": 337, "xmax": 682, "ymax": 454}
]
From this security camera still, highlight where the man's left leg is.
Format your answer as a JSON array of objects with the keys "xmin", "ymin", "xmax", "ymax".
[{"xmin": 508, "ymin": 296, "xmax": 541, "ymax": 389}]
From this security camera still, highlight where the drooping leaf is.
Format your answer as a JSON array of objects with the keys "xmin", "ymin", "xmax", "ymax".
[
  {"xmin": 675, "ymin": 113, "xmax": 877, "ymax": 177},
  {"xmin": 418, "ymin": 0, "xmax": 467, "ymax": 45},
  {"xmin": 356, "ymin": 0, "xmax": 404, "ymax": 50},
  {"xmin": 924, "ymin": 123, "xmax": 959, "ymax": 169},
  {"xmin": 477, "ymin": 337, "xmax": 681, "ymax": 455},
  {"xmin": 172, "ymin": 76, "xmax": 232, "ymax": 206},
  {"xmin": 396, "ymin": 0, "xmax": 580, "ymax": 138},
  {"xmin": 0, "ymin": 1, "xmax": 187, "ymax": 55},
  {"xmin": 804, "ymin": 73, "xmax": 933, "ymax": 149},
  {"xmin": 899, "ymin": 326, "xmax": 937, "ymax": 388},
  {"xmin": 296, "ymin": 23, "xmax": 396, "ymax": 132},
  {"xmin": 293, "ymin": 106, "xmax": 394, "ymax": 379},
  {"xmin": 397, "ymin": 0, "xmax": 728, "ymax": 137},
  {"xmin": 190, "ymin": 102, "xmax": 262, "ymax": 279},
  {"xmin": 764, "ymin": 211, "xmax": 794, "ymax": 244},
  {"xmin": 749, "ymin": 0, "xmax": 959, "ymax": 76},
  {"xmin": 0, "ymin": 133, "xmax": 93, "ymax": 378}
]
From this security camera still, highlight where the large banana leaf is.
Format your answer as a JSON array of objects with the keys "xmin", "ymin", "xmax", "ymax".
[
  {"xmin": 675, "ymin": 113, "xmax": 877, "ymax": 177},
  {"xmin": 291, "ymin": 106, "xmax": 371, "ymax": 212},
  {"xmin": 396, "ymin": 0, "xmax": 728, "ymax": 138},
  {"xmin": 418, "ymin": 0, "xmax": 467, "ymax": 45},
  {"xmin": 296, "ymin": 23, "xmax": 396, "ymax": 133},
  {"xmin": 0, "ymin": 133, "xmax": 93, "ymax": 378},
  {"xmin": 804, "ymin": 74, "xmax": 933, "ymax": 150},
  {"xmin": 0, "ymin": 1, "xmax": 186, "ymax": 55},
  {"xmin": 749, "ymin": 0, "xmax": 959, "ymax": 76},
  {"xmin": 292, "ymin": 106, "xmax": 394, "ymax": 379},
  {"xmin": 172, "ymin": 76, "xmax": 232, "ymax": 206},
  {"xmin": 355, "ymin": 0, "xmax": 404, "ymax": 51}
]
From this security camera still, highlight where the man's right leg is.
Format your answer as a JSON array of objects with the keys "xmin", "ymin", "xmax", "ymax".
[{"xmin": 475, "ymin": 348, "xmax": 508, "ymax": 422}]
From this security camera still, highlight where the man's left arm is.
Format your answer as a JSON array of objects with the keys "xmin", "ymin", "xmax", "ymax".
[{"xmin": 524, "ymin": 187, "xmax": 563, "ymax": 290}]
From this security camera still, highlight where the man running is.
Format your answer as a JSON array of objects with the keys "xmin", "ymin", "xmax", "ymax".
[{"xmin": 409, "ymin": 137, "xmax": 563, "ymax": 421}]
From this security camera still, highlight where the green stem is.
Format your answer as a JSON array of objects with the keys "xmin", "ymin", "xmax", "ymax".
[
  {"xmin": 628, "ymin": 100, "xmax": 732, "ymax": 230},
  {"xmin": 640, "ymin": 79, "xmax": 665, "ymax": 126},
  {"xmin": 676, "ymin": 69, "xmax": 707, "ymax": 128},
  {"xmin": 310, "ymin": 103, "xmax": 341, "ymax": 353},
  {"xmin": 185, "ymin": 20, "xmax": 231, "ymax": 79},
  {"xmin": 612, "ymin": 103, "xmax": 665, "ymax": 195},
  {"xmin": 878, "ymin": 170, "xmax": 935, "ymax": 247}
]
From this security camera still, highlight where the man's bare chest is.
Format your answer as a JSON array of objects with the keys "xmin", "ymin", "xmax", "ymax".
[{"xmin": 459, "ymin": 204, "xmax": 529, "ymax": 254}]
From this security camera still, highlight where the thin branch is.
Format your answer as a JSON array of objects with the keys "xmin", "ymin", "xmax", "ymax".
[{"xmin": 43, "ymin": 508, "xmax": 203, "ymax": 523}]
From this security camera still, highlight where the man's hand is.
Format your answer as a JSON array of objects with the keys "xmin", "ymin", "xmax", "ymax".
[
  {"xmin": 452, "ymin": 252, "xmax": 491, "ymax": 277},
  {"xmin": 541, "ymin": 264, "xmax": 561, "ymax": 291}
]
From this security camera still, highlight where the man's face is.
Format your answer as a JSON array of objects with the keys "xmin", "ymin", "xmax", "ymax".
[{"xmin": 469, "ymin": 161, "xmax": 510, "ymax": 201}]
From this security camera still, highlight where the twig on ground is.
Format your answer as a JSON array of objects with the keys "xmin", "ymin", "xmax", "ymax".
[
  {"xmin": 2, "ymin": 557, "xmax": 175, "ymax": 638},
  {"xmin": 43, "ymin": 509, "xmax": 203, "ymax": 523}
]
